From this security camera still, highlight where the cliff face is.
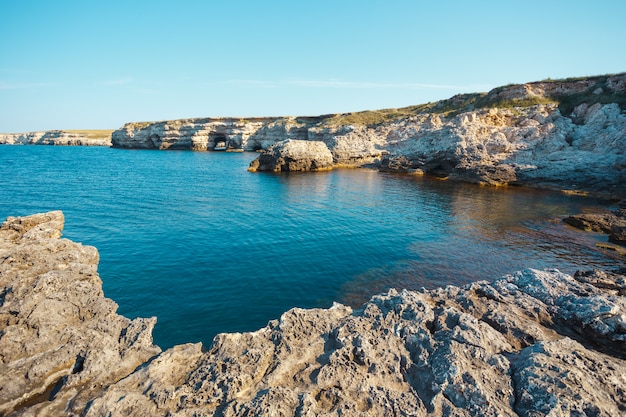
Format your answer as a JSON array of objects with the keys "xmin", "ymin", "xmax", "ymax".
[
  {"xmin": 0, "ymin": 130, "xmax": 112, "ymax": 146},
  {"xmin": 111, "ymin": 73, "xmax": 626, "ymax": 197},
  {"xmin": 111, "ymin": 117, "xmax": 325, "ymax": 151},
  {"xmin": 1, "ymin": 211, "xmax": 625, "ymax": 416}
]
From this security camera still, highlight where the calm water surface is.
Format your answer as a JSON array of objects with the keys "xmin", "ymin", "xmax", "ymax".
[{"xmin": 1, "ymin": 146, "xmax": 622, "ymax": 348}]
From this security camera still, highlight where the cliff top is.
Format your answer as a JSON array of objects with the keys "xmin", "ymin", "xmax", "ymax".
[
  {"xmin": 119, "ymin": 73, "xmax": 626, "ymax": 130},
  {"xmin": 323, "ymin": 72, "xmax": 626, "ymax": 127},
  {"xmin": 0, "ymin": 129, "xmax": 114, "ymax": 139}
]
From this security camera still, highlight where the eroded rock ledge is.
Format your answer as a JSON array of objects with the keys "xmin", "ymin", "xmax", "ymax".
[{"xmin": 1, "ymin": 212, "xmax": 625, "ymax": 416}]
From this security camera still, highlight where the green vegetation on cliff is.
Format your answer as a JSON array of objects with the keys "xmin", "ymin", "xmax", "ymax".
[
  {"xmin": 322, "ymin": 73, "xmax": 626, "ymax": 127},
  {"xmin": 65, "ymin": 129, "xmax": 114, "ymax": 139}
]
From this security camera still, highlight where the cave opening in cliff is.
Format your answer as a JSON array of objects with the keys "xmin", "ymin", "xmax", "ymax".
[
  {"xmin": 212, "ymin": 135, "xmax": 228, "ymax": 151},
  {"xmin": 148, "ymin": 133, "xmax": 160, "ymax": 147}
]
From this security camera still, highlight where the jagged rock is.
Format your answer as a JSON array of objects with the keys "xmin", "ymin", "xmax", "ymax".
[
  {"xmin": 574, "ymin": 269, "xmax": 626, "ymax": 296},
  {"xmin": 451, "ymin": 162, "xmax": 518, "ymax": 186},
  {"xmin": 3, "ymin": 212, "xmax": 626, "ymax": 416},
  {"xmin": 0, "ymin": 212, "xmax": 160, "ymax": 416},
  {"xmin": 81, "ymin": 268, "xmax": 626, "ymax": 416},
  {"xmin": 248, "ymin": 139, "xmax": 334, "ymax": 172}
]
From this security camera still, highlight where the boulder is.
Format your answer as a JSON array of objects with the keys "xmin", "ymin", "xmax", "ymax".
[
  {"xmin": 248, "ymin": 139, "xmax": 334, "ymax": 172},
  {"xmin": 609, "ymin": 226, "xmax": 626, "ymax": 245}
]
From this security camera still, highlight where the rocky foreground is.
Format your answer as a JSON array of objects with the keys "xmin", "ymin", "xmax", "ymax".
[
  {"xmin": 112, "ymin": 73, "xmax": 626, "ymax": 198},
  {"xmin": 1, "ymin": 211, "xmax": 625, "ymax": 416}
]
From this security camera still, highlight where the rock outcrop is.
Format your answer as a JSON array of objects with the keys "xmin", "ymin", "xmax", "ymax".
[
  {"xmin": 111, "ymin": 73, "xmax": 626, "ymax": 196},
  {"xmin": 248, "ymin": 139, "xmax": 334, "ymax": 172},
  {"xmin": 111, "ymin": 117, "xmax": 323, "ymax": 151},
  {"xmin": 0, "ymin": 130, "xmax": 112, "ymax": 146},
  {"xmin": 564, "ymin": 208, "xmax": 626, "ymax": 247},
  {"xmin": 0, "ymin": 212, "xmax": 160, "ymax": 416},
  {"xmin": 2, "ymin": 211, "xmax": 626, "ymax": 416}
]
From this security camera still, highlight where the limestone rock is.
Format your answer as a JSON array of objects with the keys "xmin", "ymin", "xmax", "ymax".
[
  {"xmin": 111, "ymin": 117, "xmax": 319, "ymax": 151},
  {"xmin": 248, "ymin": 139, "xmax": 334, "ymax": 172},
  {"xmin": 564, "ymin": 208, "xmax": 626, "ymax": 247},
  {"xmin": 0, "ymin": 211, "xmax": 160, "ymax": 416},
  {"xmin": 0, "ymin": 130, "xmax": 112, "ymax": 146},
  {"xmin": 3, "ymin": 211, "xmax": 626, "ymax": 416},
  {"xmin": 85, "ymin": 269, "xmax": 626, "ymax": 416},
  {"xmin": 86, "ymin": 270, "xmax": 626, "ymax": 416},
  {"xmin": 110, "ymin": 74, "xmax": 626, "ymax": 197}
]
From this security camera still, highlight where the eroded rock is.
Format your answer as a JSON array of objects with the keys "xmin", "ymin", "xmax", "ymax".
[
  {"xmin": 111, "ymin": 74, "xmax": 626, "ymax": 197},
  {"xmin": 0, "ymin": 211, "xmax": 160, "ymax": 416},
  {"xmin": 248, "ymin": 139, "xmax": 334, "ymax": 172},
  {"xmin": 0, "ymin": 130, "xmax": 112, "ymax": 146},
  {"xmin": 564, "ymin": 208, "xmax": 626, "ymax": 247},
  {"xmin": 2, "ymin": 211, "xmax": 626, "ymax": 416},
  {"xmin": 85, "ymin": 273, "xmax": 626, "ymax": 416}
]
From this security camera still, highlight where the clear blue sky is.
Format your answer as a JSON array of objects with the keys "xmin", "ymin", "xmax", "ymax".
[{"xmin": 1, "ymin": 0, "xmax": 625, "ymax": 132}]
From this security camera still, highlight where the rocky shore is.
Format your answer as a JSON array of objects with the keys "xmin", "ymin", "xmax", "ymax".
[
  {"xmin": 564, "ymin": 207, "xmax": 626, "ymax": 255},
  {"xmin": 1, "ymin": 211, "xmax": 625, "ymax": 416},
  {"xmin": 0, "ymin": 131, "xmax": 112, "ymax": 147},
  {"xmin": 111, "ymin": 73, "xmax": 626, "ymax": 198}
]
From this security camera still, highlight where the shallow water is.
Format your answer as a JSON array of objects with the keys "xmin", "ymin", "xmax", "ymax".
[{"xmin": 0, "ymin": 145, "xmax": 622, "ymax": 348}]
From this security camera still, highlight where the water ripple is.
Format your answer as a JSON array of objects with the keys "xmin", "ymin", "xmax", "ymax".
[{"xmin": 0, "ymin": 146, "xmax": 622, "ymax": 349}]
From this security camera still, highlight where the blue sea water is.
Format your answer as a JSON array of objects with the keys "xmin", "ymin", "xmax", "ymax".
[{"xmin": 0, "ymin": 145, "xmax": 622, "ymax": 349}]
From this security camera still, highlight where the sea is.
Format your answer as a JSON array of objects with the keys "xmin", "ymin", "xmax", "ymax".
[{"xmin": 1, "ymin": 145, "xmax": 623, "ymax": 349}]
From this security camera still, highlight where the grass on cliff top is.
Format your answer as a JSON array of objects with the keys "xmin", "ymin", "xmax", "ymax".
[
  {"xmin": 322, "ymin": 73, "xmax": 626, "ymax": 127},
  {"xmin": 65, "ymin": 129, "xmax": 114, "ymax": 139}
]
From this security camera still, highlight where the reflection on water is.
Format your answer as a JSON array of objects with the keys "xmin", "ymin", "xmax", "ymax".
[
  {"xmin": 337, "ymin": 173, "xmax": 620, "ymax": 306},
  {"xmin": 0, "ymin": 146, "xmax": 623, "ymax": 349}
]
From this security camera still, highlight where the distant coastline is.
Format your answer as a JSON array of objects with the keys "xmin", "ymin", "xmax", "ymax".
[{"xmin": 0, "ymin": 129, "xmax": 112, "ymax": 146}]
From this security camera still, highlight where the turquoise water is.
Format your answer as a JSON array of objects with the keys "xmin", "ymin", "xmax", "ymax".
[{"xmin": 0, "ymin": 145, "xmax": 622, "ymax": 349}]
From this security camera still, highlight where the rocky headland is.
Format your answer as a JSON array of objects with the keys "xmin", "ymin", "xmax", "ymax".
[
  {"xmin": 1, "ymin": 211, "xmax": 625, "ymax": 416},
  {"xmin": 111, "ymin": 73, "xmax": 626, "ymax": 198},
  {"xmin": 0, "ymin": 130, "xmax": 112, "ymax": 147}
]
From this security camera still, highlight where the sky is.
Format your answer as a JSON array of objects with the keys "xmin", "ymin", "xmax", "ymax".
[{"xmin": 1, "ymin": 0, "xmax": 625, "ymax": 132}]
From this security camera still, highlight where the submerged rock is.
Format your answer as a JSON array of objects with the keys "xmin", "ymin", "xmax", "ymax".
[
  {"xmin": 564, "ymin": 208, "xmax": 626, "ymax": 247},
  {"xmin": 1, "ymin": 211, "xmax": 625, "ymax": 416}
]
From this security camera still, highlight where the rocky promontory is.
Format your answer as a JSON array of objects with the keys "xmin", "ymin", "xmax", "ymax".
[
  {"xmin": 1, "ymin": 211, "xmax": 625, "ymax": 416},
  {"xmin": 0, "ymin": 130, "xmax": 113, "ymax": 146},
  {"xmin": 247, "ymin": 139, "xmax": 334, "ymax": 172},
  {"xmin": 111, "ymin": 73, "xmax": 626, "ymax": 198}
]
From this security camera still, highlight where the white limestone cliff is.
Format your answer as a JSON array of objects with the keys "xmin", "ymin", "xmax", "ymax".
[
  {"xmin": 0, "ymin": 130, "xmax": 112, "ymax": 146},
  {"xmin": 111, "ymin": 73, "xmax": 626, "ymax": 197}
]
